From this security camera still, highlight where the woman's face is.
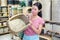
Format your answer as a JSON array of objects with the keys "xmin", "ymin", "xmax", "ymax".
[{"xmin": 31, "ymin": 5, "xmax": 39, "ymax": 16}]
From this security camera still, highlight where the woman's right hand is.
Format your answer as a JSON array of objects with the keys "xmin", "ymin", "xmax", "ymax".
[
  {"xmin": 28, "ymin": 20, "xmax": 32, "ymax": 26},
  {"xmin": 26, "ymin": 13, "xmax": 32, "ymax": 20}
]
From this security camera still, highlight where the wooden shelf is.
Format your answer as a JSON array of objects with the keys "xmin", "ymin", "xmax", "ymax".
[
  {"xmin": 0, "ymin": 6, "xmax": 8, "ymax": 8},
  {"xmin": 0, "ymin": 20, "xmax": 7, "ymax": 23},
  {"xmin": 0, "ymin": 16, "xmax": 8, "ymax": 18},
  {"xmin": 0, "ymin": 31, "xmax": 10, "ymax": 36},
  {"xmin": 0, "ymin": 12, "xmax": 8, "ymax": 13},
  {"xmin": 0, "ymin": 26, "xmax": 8, "ymax": 28},
  {"xmin": 0, "ymin": 12, "xmax": 4, "ymax": 14},
  {"xmin": 42, "ymin": 27, "xmax": 60, "ymax": 35},
  {"xmin": 39, "ymin": 35, "xmax": 52, "ymax": 40},
  {"xmin": 47, "ymin": 30, "xmax": 60, "ymax": 35},
  {"xmin": 0, "ymin": 4, "xmax": 9, "ymax": 35},
  {"xmin": 45, "ymin": 20, "xmax": 60, "ymax": 25}
]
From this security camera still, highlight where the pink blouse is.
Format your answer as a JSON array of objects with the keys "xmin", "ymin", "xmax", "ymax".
[{"xmin": 24, "ymin": 17, "xmax": 45, "ymax": 36}]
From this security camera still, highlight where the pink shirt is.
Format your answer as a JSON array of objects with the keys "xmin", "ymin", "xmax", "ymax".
[{"xmin": 24, "ymin": 17, "xmax": 45, "ymax": 36}]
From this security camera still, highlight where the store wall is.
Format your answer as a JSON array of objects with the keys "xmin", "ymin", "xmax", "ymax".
[
  {"xmin": 40, "ymin": 0, "xmax": 51, "ymax": 21},
  {"xmin": 52, "ymin": 0, "xmax": 60, "ymax": 22},
  {"xmin": 52, "ymin": 0, "xmax": 60, "ymax": 40}
]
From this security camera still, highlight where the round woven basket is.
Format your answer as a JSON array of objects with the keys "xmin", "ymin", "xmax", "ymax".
[{"xmin": 8, "ymin": 14, "xmax": 29, "ymax": 35}]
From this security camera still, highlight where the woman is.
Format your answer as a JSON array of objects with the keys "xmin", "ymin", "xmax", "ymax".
[{"xmin": 23, "ymin": 2, "xmax": 45, "ymax": 40}]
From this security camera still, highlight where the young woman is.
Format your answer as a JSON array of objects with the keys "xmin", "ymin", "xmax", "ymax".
[{"xmin": 23, "ymin": 2, "xmax": 45, "ymax": 40}]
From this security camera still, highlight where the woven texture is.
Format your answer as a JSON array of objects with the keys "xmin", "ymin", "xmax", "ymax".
[{"xmin": 8, "ymin": 14, "xmax": 29, "ymax": 33}]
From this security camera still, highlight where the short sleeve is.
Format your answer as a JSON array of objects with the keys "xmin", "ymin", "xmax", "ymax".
[{"xmin": 39, "ymin": 18, "xmax": 45, "ymax": 25}]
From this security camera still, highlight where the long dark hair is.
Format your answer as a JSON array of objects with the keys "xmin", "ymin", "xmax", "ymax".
[{"xmin": 33, "ymin": 2, "xmax": 42, "ymax": 17}]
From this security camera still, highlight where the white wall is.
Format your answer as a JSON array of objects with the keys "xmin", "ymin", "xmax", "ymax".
[{"xmin": 39, "ymin": 0, "xmax": 51, "ymax": 21}]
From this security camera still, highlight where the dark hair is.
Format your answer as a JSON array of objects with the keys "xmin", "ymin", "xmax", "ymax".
[{"xmin": 33, "ymin": 2, "xmax": 42, "ymax": 17}]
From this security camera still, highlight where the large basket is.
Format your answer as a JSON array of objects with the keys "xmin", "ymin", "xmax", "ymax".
[{"xmin": 8, "ymin": 14, "xmax": 29, "ymax": 34}]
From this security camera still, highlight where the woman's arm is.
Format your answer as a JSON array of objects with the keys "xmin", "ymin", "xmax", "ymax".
[{"xmin": 31, "ymin": 24, "xmax": 43, "ymax": 35}]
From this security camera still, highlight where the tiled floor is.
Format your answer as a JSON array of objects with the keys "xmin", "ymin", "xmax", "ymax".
[
  {"xmin": 0, "ymin": 34, "xmax": 12, "ymax": 40},
  {"xmin": 0, "ymin": 34, "xmax": 44, "ymax": 40}
]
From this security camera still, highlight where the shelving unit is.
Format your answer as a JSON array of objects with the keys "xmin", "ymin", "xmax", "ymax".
[{"xmin": 0, "ymin": 0, "xmax": 9, "ymax": 35}]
